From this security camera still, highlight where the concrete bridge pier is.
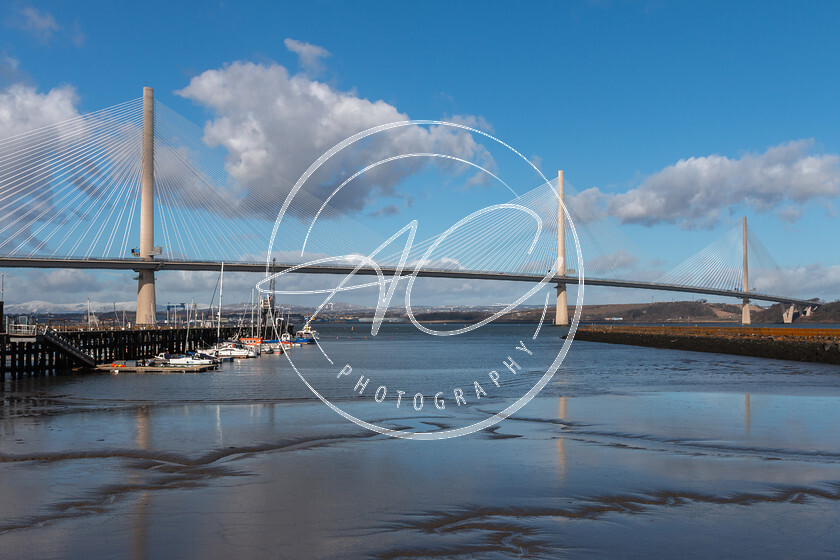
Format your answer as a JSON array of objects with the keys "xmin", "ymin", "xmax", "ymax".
[
  {"xmin": 741, "ymin": 299, "xmax": 751, "ymax": 325},
  {"xmin": 783, "ymin": 305, "xmax": 796, "ymax": 324},
  {"xmin": 556, "ymin": 283, "xmax": 568, "ymax": 326}
]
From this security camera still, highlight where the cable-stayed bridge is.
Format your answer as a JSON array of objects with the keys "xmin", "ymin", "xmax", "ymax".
[{"xmin": 0, "ymin": 88, "xmax": 817, "ymax": 325}]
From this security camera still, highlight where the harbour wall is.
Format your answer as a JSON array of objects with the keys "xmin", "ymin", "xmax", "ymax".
[{"xmin": 574, "ymin": 325, "xmax": 840, "ymax": 365}]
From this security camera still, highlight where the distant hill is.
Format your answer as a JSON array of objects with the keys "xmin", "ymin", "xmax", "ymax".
[
  {"xmin": 607, "ymin": 301, "xmax": 734, "ymax": 323},
  {"xmin": 2, "ymin": 300, "xmax": 136, "ymax": 316},
  {"xmin": 413, "ymin": 301, "xmax": 754, "ymax": 324},
  {"xmin": 5, "ymin": 298, "xmax": 834, "ymax": 325}
]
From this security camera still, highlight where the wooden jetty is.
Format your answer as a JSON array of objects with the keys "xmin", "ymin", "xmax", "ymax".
[
  {"xmin": 1, "ymin": 325, "xmax": 238, "ymax": 383},
  {"xmin": 97, "ymin": 363, "xmax": 218, "ymax": 374}
]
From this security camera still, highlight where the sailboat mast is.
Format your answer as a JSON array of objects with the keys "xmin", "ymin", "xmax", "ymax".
[{"xmin": 217, "ymin": 262, "xmax": 224, "ymax": 340}]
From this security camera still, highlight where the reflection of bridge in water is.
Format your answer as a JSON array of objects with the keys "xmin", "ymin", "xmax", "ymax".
[{"xmin": 0, "ymin": 88, "xmax": 817, "ymax": 325}]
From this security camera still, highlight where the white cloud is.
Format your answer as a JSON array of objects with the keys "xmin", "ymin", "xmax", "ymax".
[
  {"xmin": 0, "ymin": 82, "xmax": 79, "ymax": 137},
  {"xmin": 284, "ymin": 38, "xmax": 330, "ymax": 75},
  {"xmin": 1, "ymin": 52, "xmax": 19, "ymax": 72},
  {"xmin": 28, "ymin": 268, "xmax": 103, "ymax": 294},
  {"xmin": 777, "ymin": 205, "xmax": 803, "ymax": 223},
  {"xmin": 14, "ymin": 6, "xmax": 59, "ymax": 43},
  {"xmin": 8, "ymin": 6, "xmax": 85, "ymax": 47},
  {"xmin": 764, "ymin": 263, "xmax": 840, "ymax": 302},
  {"xmin": 585, "ymin": 249, "xmax": 639, "ymax": 274},
  {"xmin": 176, "ymin": 60, "xmax": 493, "ymax": 220},
  {"xmin": 566, "ymin": 186, "xmax": 607, "ymax": 222},
  {"xmin": 445, "ymin": 114, "xmax": 495, "ymax": 133},
  {"xmin": 607, "ymin": 140, "xmax": 840, "ymax": 229},
  {"xmin": 0, "ymin": 53, "xmax": 24, "ymax": 86},
  {"xmin": 70, "ymin": 20, "xmax": 86, "ymax": 47},
  {"xmin": 0, "ymin": 82, "xmax": 81, "ymax": 252}
]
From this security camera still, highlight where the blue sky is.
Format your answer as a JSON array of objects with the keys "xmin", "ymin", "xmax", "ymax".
[{"xmin": 1, "ymin": 0, "xmax": 838, "ymax": 307}]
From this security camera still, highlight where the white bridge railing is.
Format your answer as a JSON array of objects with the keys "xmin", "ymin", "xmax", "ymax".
[{"xmin": 6, "ymin": 323, "xmax": 37, "ymax": 335}]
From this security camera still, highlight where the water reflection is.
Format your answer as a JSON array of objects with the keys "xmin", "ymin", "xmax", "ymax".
[
  {"xmin": 556, "ymin": 396, "xmax": 567, "ymax": 482},
  {"xmin": 133, "ymin": 407, "xmax": 150, "ymax": 560},
  {"xmin": 745, "ymin": 394, "xmax": 751, "ymax": 435},
  {"xmin": 216, "ymin": 404, "xmax": 222, "ymax": 443}
]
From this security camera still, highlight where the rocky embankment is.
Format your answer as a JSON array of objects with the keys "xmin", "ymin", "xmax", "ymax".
[{"xmin": 575, "ymin": 325, "xmax": 840, "ymax": 365}]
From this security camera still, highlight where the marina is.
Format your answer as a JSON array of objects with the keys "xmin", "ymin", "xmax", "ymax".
[{"xmin": 0, "ymin": 324, "xmax": 239, "ymax": 383}]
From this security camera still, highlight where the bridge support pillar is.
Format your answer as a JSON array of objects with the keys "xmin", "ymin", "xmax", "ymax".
[
  {"xmin": 135, "ymin": 87, "xmax": 157, "ymax": 325},
  {"xmin": 740, "ymin": 217, "xmax": 750, "ymax": 326},
  {"xmin": 555, "ymin": 283, "xmax": 568, "ymax": 326},
  {"xmin": 783, "ymin": 305, "xmax": 796, "ymax": 324},
  {"xmin": 741, "ymin": 298, "xmax": 751, "ymax": 325},
  {"xmin": 554, "ymin": 170, "xmax": 568, "ymax": 326},
  {"xmin": 804, "ymin": 305, "xmax": 813, "ymax": 317},
  {"xmin": 137, "ymin": 269, "xmax": 156, "ymax": 324}
]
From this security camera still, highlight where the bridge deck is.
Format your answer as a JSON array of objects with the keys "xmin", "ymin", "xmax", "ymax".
[{"xmin": 0, "ymin": 256, "xmax": 815, "ymax": 307}]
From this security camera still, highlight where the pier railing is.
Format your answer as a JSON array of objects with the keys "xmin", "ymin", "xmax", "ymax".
[
  {"xmin": 6, "ymin": 324, "xmax": 37, "ymax": 336},
  {"xmin": 41, "ymin": 327, "xmax": 97, "ymax": 366}
]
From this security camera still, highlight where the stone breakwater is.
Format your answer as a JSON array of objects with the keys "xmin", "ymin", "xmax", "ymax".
[{"xmin": 575, "ymin": 325, "xmax": 840, "ymax": 365}]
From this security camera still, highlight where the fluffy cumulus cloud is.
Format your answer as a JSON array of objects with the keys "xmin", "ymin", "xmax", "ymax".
[
  {"xmin": 176, "ymin": 47, "xmax": 493, "ymax": 221},
  {"xmin": 765, "ymin": 263, "xmax": 840, "ymax": 302},
  {"xmin": 444, "ymin": 114, "xmax": 495, "ymax": 133},
  {"xmin": 0, "ymin": 82, "xmax": 82, "ymax": 253},
  {"xmin": 607, "ymin": 140, "xmax": 840, "ymax": 228},
  {"xmin": 0, "ymin": 83, "xmax": 79, "ymax": 137},
  {"xmin": 566, "ymin": 186, "xmax": 607, "ymax": 223}
]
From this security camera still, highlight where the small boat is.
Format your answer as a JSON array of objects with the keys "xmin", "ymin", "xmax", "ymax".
[
  {"xmin": 295, "ymin": 324, "xmax": 319, "ymax": 344},
  {"xmin": 195, "ymin": 347, "xmax": 234, "ymax": 362},
  {"xmin": 280, "ymin": 332, "xmax": 302, "ymax": 348},
  {"xmin": 215, "ymin": 343, "xmax": 258, "ymax": 359},
  {"xmin": 153, "ymin": 353, "xmax": 215, "ymax": 367},
  {"xmin": 189, "ymin": 351, "xmax": 221, "ymax": 364},
  {"xmin": 239, "ymin": 337, "xmax": 262, "ymax": 347},
  {"xmin": 260, "ymin": 340, "xmax": 283, "ymax": 354}
]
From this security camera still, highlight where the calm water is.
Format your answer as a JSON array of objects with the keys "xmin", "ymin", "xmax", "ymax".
[{"xmin": 1, "ymin": 324, "xmax": 839, "ymax": 559}]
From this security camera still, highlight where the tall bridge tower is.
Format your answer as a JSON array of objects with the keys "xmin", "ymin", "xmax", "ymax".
[
  {"xmin": 555, "ymin": 170, "xmax": 569, "ymax": 326},
  {"xmin": 741, "ymin": 216, "xmax": 750, "ymax": 325},
  {"xmin": 136, "ymin": 87, "xmax": 157, "ymax": 325}
]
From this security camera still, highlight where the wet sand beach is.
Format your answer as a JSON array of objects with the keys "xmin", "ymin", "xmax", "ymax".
[{"xmin": 1, "ymin": 325, "xmax": 839, "ymax": 559}]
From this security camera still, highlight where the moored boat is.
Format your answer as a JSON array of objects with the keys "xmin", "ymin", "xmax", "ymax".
[
  {"xmin": 280, "ymin": 332, "xmax": 302, "ymax": 348},
  {"xmin": 215, "ymin": 342, "xmax": 258, "ymax": 359},
  {"xmin": 295, "ymin": 324, "xmax": 319, "ymax": 344},
  {"xmin": 153, "ymin": 353, "xmax": 215, "ymax": 367}
]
